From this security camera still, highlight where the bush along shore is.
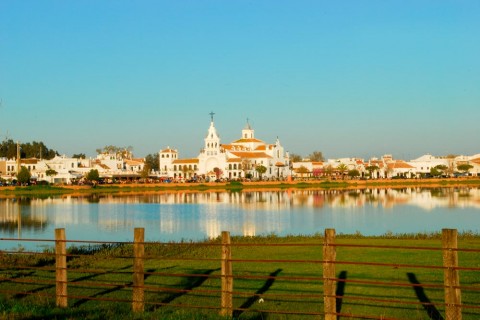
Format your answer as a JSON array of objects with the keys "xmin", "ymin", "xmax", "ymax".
[{"xmin": 1, "ymin": 177, "xmax": 480, "ymax": 197}]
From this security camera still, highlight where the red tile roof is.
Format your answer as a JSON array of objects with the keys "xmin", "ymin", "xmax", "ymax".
[
  {"xmin": 230, "ymin": 152, "xmax": 272, "ymax": 159},
  {"xmin": 161, "ymin": 148, "xmax": 177, "ymax": 153},
  {"xmin": 173, "ymin": 158, "xmax": 199, "ymax": 164},
  {"xmin": 232, "ymin": 138, "xmax": 264, "ymax": 143},
  {"xmin": 387, "ymin": 161, "xmax": 414, "ymax": 169}
]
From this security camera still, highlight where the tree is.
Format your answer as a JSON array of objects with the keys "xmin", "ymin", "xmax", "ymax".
[
  {"xmin": 365, "ymin": 165, "xmax": 379, "ymax": 178},
  {"xmin": 308, "ymin": 151, "xmax": 324, "ymax": 162},
  {"xmin": 457, "ymin": 164, "xmax": 473, "ymax": 174},
  {"xmin": 324, "ymin": 165, "xmax": 334, "ymax": 179},
  {"xmin": 0, "ymin": 139, "xmax": 58, "ymax": 160},
  {"xmin": 45, "ymin": 168, "xmax": 57, "ymax": 183},
  {"xmin": 431, "ymin": 165, "xmax": 448, "ymax": 177},
  {"xmin": 145, "ymin": 153, "xmax": 159, "ymax": 171},
  {"xmin": 255, "ymin": 165, "xmax": 267, "ymax": 180},
  {"xmin": 336, "ymin": 163, "xmax": 348, "ymax": 180},
  {"xmin": 348, "ymin": 169, "xmax": 360, "ymax": 179},
  {"xmin": 140, "ymin": 164, "xmax": 151, "ymax": 180},
  {"xmin": 96, "ymin": 145, "xmax": 133, "ymax": 159},
  {"xmin": 86, "ymin": 169, "xmax": 100, "ymax": 185},
  {"xmin": 72, "ymin": 153, "xmax": 86, "ymax": 159},
  {"xmin": 213, "ymin": 167, "xmax": 223, "ymax": 179},
  {"xmin": 17, "ymin": 166, "xmax": 31, "ymax": 185},
  {"xmin": 295, "ymin": 166, "xmax": 310, "ymax": 178},
  {"xmin": 241, "ymin": 159, "xmax": 252, "ymax": 178},
  {"xmin": 289, "ymin": 153, "xmax": 302, "ymax": 162}
]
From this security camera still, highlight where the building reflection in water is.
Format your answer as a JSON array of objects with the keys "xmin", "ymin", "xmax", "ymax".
[{"xmin": 0, "ymin": 187, "xmax": 479, "ymax": 249}]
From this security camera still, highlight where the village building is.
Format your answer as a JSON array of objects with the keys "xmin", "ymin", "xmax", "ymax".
[
  {"xmin": 408, "ymin": 154, "xmax": 451, "ymax": 177},
  {"xmin": 159, "ymin": 115, "xmax": 290, "ymax": 181}
]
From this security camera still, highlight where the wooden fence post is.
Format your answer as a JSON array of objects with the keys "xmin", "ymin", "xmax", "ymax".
[
  {"xmin": 323, "ymin": 228, "xmax": 337, "ymax": 320},
  {"xmin": 133, "ymin": 228, "xmax": 145, "ymax": 312},
  {"xmin": 220, "ymin": 231, "xmax": 233, "ymax": 317},
  {"xmin": 442, "ymin": 228, "xmax": 462, "ymax": 320},
  {"xmin": 55, "ymin": 228, "xmax": 67, "ymax": 308}
]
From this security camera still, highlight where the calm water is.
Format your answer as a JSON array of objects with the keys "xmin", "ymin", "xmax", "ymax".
[{"xmin": 1, "ymin": 187, "xmax": 479, "ymax": 250}]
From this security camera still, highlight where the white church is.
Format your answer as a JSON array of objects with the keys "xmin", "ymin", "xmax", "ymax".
[{"xmin": 158, "ymin": 114, "xmax": 290, "ymax": 181}]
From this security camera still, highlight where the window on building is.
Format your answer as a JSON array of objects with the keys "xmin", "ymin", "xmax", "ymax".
[{"xmin": 174, "ymin": 165, "xmax": 177, "ymax": 171}]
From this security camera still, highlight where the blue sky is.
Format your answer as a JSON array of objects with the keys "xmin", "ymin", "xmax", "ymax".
[{"xmin": 1, "ymin": 1, "xmax": 479, "ymax": 160}]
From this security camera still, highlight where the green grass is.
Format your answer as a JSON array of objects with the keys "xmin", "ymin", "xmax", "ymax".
[
  {"xmin": 1, "ymin": 234, "xmax": 479, "ymax": 319},
  {"xmin": 2, "ymin": 178, "xmax": 480, "ymax": 197}
]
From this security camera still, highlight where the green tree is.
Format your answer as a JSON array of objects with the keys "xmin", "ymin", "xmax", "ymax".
[
  {"xmin": 145, "ymin": 153, "xmax": 160, "ymax": 171},
  {"xmin": 324, "ymin": 165, "xmax": 334, "ymax": 179},
  {"xmin": 348, "ymin": 169, "xmax": 360, "ymax": 179},
  {"xmin": 86, "ymin": 169, "xmax": 100, "ymax": 184},
  {"xmin": 255, "ymin": 165, "xmax": 267, "ymax": 180},
  {"xmin": 17, "ymin": 166, "xmax": 31, "ymax": 185},
  {"xmin": 457, "ymin": 164, "xmax": 473, "ymax": 174},
  {"xmin": 336, "ymin": 163, "xmax": 348, "ymax": 180},
  {"xmin": 45, "ymin": 168, "xmax": 57, "ymax": 183},
  {"xmin": 431, "ymin": 165, "xmax": 448, "ymax": 177},
  {"xmin": 295, "ymin": 166, "xmax": 310, "ymax": 180},
  {"xmin": 0, "ymin": 139, "xmax": 58, "ymax": 159},
  {"xmin": 72, "ymin": 153, "xmax": 86, "ymax": 159},
  {"xmin": 365, "ymin": 165, "xmax": 379, "ymax": 178},
  {"xmin": 140, "ymin": 164, "xmax": 151, "ymax": 181},
  {"xmin": 308, "ymin": 151, "xmax": 324, "ymax": 162}
]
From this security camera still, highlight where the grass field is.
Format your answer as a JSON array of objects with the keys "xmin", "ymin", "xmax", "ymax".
[
  {"xmin": 1, "ymin": 178, "xmax": 479, "ymax": 198},
  {"xmin": 1, "ymin": 233, "xmax": 479, "ymax": 319}
]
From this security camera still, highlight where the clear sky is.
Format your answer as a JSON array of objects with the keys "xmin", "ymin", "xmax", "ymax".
[{"xmin": 1, "ymin": 1, "xmax": 479, "ymax": 160}]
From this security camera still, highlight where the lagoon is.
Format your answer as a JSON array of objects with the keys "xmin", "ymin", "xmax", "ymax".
[{"xmin": 1, "ymin": 187, "xmax": 479, "ymax": 250}]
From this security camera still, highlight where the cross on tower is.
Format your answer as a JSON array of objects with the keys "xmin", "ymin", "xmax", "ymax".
[{"xmin": 209, "ymin": 111, "xmax": 215, "ymax": 122}]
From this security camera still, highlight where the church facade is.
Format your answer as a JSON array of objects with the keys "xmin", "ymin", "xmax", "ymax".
[{"xmin": 158, "ymin": 116, "xmax": 290, "ymax": 181}]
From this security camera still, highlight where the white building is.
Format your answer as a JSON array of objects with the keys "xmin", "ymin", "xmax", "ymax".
[
  {"xmin": 408, "ymin": 154, "xmax": 450, "ymax": 177},
  {"xmin": 159, "ymin": 116, "xmax": 290, "ymax": 181}
]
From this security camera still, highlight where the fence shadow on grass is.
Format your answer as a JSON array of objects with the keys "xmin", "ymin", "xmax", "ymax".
[
  {"xmin": 157, "ymin": 268, "xmax": 220, "ymax": 307},
  {"xmin": 71, "ymin": 264, "xmax": 132, "ymax": 284},
  {"xmin": 407, "ymin": 272, "xmax": 444, "ymax": 320},
  {"xmin": 336, "ymin": 271, "xmax": 347, "ymax": 317},
  {"xmin": 73, "ymin": 267, "xmax": 156, "ymax": 308},
  {"xmin": 12, "ymin": 271, "xmax": 52, "ymax": 299},
  {"xmin": 232, "ymin": 268, "xmax": 283, "ymax": 319}
]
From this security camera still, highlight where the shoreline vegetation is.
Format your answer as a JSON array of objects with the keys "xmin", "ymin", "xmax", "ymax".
[{"xmin": 0, "ymin": 177, "xmax": 480, "ymax": 197}]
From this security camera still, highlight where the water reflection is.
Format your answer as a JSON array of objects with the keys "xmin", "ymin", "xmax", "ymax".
[{"xmin": 0, "ymin": 187, "xmax": 479, "ymax": 250}]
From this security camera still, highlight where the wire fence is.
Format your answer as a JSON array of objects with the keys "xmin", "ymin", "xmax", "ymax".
[{"xmin": 1, "ymin": 228, "xmax": 479, "ymax": 319}]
